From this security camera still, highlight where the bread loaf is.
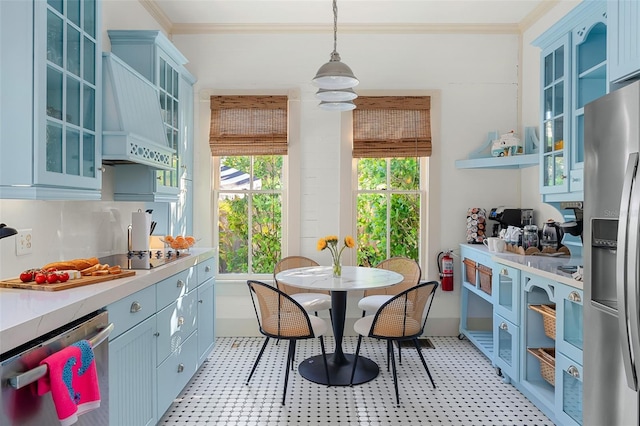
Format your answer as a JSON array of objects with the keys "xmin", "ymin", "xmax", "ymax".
[{"xmin": 42, "ymin": 257, "xmax": 100, "ymax": 271}]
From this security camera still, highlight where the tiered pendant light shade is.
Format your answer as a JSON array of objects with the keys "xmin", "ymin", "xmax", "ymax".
[
  {"xmin": 318, "ymin": 100, "xmax": 356, "ymax": 111},
  {"xmin": 313, "ymin": 0, "xmax": 358, "ymax": 110},
  {"xmin": 316, "ymin": 87, "xmax": 358, "ymax": 102}
]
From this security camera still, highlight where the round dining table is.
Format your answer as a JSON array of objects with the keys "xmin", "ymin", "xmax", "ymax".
[{"xmin": 275, "ymin": 265, "xmax": 403, "ymax": 386}]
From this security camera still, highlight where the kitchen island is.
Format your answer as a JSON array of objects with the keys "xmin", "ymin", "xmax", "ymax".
[{"xmin": 0, "ymin": 248, "xmax": 214, "ymax": 353}]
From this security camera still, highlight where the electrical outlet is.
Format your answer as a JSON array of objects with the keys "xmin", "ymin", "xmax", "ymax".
[{"xmin": 16, "ymin": 229, "xmax": 33, "ymax": 256}]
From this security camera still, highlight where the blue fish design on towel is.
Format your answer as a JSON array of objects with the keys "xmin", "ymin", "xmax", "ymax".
[{"xmin": 62, "ymin": 341, "xmax": 95, "ymax": 404}]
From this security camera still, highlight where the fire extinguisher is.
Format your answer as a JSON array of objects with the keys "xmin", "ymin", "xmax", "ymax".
[{"xmin": 437, "ymin": 250, "xmax": 454, "ymax": 291}]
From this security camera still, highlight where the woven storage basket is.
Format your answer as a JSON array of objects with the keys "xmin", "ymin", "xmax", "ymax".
[
  {"xmin": 478, "ymin": 264, "xmax": 492, "ymax": 295},
  {"xmin": 527, "ymin": 347, "xmax": 556, "ymax": 386},
  {"xmin": 529, "ymin": 304, "xmax": 556, "ymax": 339},
  {"xmin": 463, "ymin": 258, "xmax": 477, "ymax": 285}
]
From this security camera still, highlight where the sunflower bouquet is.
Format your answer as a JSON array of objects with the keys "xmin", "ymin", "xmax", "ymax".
[{"xmin": 317, "ymin": 235, "xmax": 355, "ymax": 277}]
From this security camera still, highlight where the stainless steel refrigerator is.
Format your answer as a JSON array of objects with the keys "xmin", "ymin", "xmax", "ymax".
[{"xmin": 584, "ymin": 80, "xmax": 640, "ymax": 426}]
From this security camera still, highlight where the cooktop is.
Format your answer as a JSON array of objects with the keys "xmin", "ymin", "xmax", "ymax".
[{"xmin": 99, "ymin": 250, "xmax": 190, "ymax": 270}]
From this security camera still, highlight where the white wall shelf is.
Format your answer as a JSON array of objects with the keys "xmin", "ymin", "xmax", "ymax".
[{"xmin": 455, "ymin": 154, "xmax": 539, "ymax": 169}]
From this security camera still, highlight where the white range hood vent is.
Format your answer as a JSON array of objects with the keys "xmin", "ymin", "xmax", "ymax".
[{"xmin": 102, "ymin": 52, "xmax": 174, "ymax": 170}]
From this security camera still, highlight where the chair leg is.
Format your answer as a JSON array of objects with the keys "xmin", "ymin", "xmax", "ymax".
[
  {"xmin": 412, "ymin": 338, "xmax": 436, "ymax": 389},
  {"xmin": 389, "ymin": 340, "xmax": 400, "ymax": 405},
  {"xmin": 398, "ymin": 343, "xmax": 402, "ymax": 365},
  {"xmin": 319, "ymin": 336, "xmax": 331, "ymax": 386},
  {"xmin": 282, "ymin": 340, "xmax": 296, "ymax": 405},
  {"xmin": 247, "ymin": 337, "xmax": 270, "ymax": 385},
  {"xmin": 349, "ymin": 335, "xmax": 363, "ymax": 385},
  {"xmin": 386, "ymin": 340, "xmax": 392, "ymax": 371}
]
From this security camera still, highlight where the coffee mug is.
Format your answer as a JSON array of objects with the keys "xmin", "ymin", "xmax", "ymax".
[{"xmin": 483, "ymin": 237, "xmax": 506, "ymax": 253}]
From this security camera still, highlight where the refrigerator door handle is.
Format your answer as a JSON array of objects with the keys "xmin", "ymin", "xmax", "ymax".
[
  {"xmin": 617, "ymin": 152, "xmax": 639, "ymax": 391},
  {"xmin": 627, "ymin": 156, "xmax": 640, "ymax": 389}
]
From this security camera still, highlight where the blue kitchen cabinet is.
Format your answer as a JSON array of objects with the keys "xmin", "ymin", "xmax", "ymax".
[
  {"xmin": 494, "ymin": 264, "xmax": 521, "ymax": 325},
  {"xmin": 0, "ymin": 0, "xmax": 102, "ymax": 199},
  {"xmin": 197, "ymin": 258, "xmax": 216, "ymax": 364},
  {"xmin": 108, "ymin": 285, "xmax": 158, "ymax": 426},
  {"xmin": 493, "ymin": 314, "xmax": 520, "ymax": 383},
  {"xmin": 555, "ymin": 351, "xmax": 583, "ymax": 426},
  {"xmin": 555, "ymin": 283, "xmax": 583, "ymax": 366},
  {"xmin": 459, "ymin": 245, "xmax": 495, "ymax": 361},
  {"xmin": 608, "ymin": 0, "xmax": 640, "ymax": 84},
  {"xmin": 533, "ymin": 1, "xmax": 607, "ymax": 203},
  {"xmin": 107, "ymin": 30, "xmax": 196, "ymax": 203}
]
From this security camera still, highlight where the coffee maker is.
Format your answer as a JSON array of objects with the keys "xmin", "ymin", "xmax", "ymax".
[{"xmin": 488, "ymin": 207, "xmax": 534, "ymax": 236}]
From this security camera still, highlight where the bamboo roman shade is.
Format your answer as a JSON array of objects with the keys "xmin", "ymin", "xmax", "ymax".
[
  {"xmin": 210, "ymin": 95, "xmax": 288, "ymax": 156},
  {"xmin": 352, "ymin": 96, "xmax": 432, "ymax": 158}
]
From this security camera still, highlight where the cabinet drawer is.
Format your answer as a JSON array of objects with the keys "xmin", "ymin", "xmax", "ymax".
[
  {"xmin": 494, "ymin": 265, "xmax": 521, "ymax": 325},
  {"xmin": 156, "ymin": 290, "xmax": 198, "ymax": 364},
  {"xmin": 197, "ymin": 257, "xmax": 215, "ymax": 285},
  {"xmin": 156, "ymin": 331, "xmax": 198, "ymax": 420},
  {"xmin": 107, "ymin": 285, "xmax": 156, "ymax": 340},
  {"xmin": 156, "ymin": 267, "xmax": 196, "ymax": 309}
]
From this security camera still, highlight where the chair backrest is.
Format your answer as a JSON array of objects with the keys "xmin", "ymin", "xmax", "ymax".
[
  {"xmin": 273, "ymin": 256, "xmax": 327, "ymax": 295},
  {"xmin": 368, "ymin": 280, "xmax": 438, "ymax": 339},
  {"xmin": 364, "ymin": 257, "xmax": 421, "ymax": 297},
  {"xmin": 247, "ymin": 280, "xmax": 316, "ymax": 339}
]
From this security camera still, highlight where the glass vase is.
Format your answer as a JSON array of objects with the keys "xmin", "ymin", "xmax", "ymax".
[{"xmin": 332, "ymin": 260, "xmax": 342, "ymax": 278}]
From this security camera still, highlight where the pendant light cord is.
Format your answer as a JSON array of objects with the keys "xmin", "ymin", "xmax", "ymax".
[{"xmin": 333, "ymin": 0, "xmax": 338, "ymax": 55}]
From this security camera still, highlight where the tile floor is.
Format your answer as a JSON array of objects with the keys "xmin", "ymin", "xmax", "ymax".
[{"xmin": 160, "ymin": 336, "xmax": 554, "ymax": 425}]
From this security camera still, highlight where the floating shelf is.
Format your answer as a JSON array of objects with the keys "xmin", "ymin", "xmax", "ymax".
[{"xmin": 455, "ymin": 154, "xmax": 539, "ymax": 169}]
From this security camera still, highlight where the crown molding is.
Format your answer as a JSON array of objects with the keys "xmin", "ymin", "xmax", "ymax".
[
  {"xmin": 138, "ymin": 0, "xmax": 173, "ymax": 35},
  {"xmin": 171, "ymin": 22, "xmax": 522, "ymax": 36},
  {"xmin": 518, "ymin": 0, "xmax": 560, "ymax": 33}
]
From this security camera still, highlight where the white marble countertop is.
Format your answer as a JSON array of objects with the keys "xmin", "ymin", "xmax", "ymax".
[
  {"xmin": 0, "ymin": 249, "xmax": 215, "ymax": 354},
  {"xmin": 460, "ymin": 244, "xmax": 583, "ymax": 290}
]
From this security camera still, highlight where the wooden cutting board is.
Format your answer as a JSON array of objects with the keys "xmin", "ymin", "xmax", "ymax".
[{"xmin": 0, "ymin": 270, "xmax": 136, "ymax": 291}]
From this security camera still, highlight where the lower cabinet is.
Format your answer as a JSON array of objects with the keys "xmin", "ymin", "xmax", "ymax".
[
  {"xmin": 460, "ymin": 244, "xmax": 583, "ymax": 425},
  {"xmin": 107, "ymin": 256, "xmax": 215, "ymax": 424}
]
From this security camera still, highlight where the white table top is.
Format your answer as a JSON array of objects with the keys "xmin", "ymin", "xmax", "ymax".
[{"xmin": 275, "ymin": 265, "xmax": 403, "ymax": 292}]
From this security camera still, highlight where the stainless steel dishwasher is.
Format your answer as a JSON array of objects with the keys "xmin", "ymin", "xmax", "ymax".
[{"xmin": 1, "ymin": 309, "xmax": 112, "ymax": 425}]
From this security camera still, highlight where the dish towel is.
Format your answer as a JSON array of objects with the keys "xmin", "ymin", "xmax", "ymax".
[{"xmin": 37, "ymin": 340, "xmax": 101, "ymax": 426}]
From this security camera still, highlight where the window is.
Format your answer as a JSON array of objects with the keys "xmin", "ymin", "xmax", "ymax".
[
  {"xmin": 210, "ymin": 96, "xmax": 287, "ymax": 275},
  {"xmin": 353, "ymin": 96, "xmax": 431, "ymax": 267}
]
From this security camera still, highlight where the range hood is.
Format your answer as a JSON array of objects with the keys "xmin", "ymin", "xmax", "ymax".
[{"xmin": 102, "ymin": 52, "xmax": 174, "ymax": 170}]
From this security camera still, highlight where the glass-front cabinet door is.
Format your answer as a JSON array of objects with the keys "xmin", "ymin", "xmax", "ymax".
[
  {"xmin": 494, "ymin": 265, "xmax": 520, "ymax": 325},
  {"xmin": 555, "ymin": 351, "xmax": 583, "ymax": 426},
  {"xmin": 37, "ymin": 0, "xmax": 100, "ymax": 190},
  {"xmin": 556, "ymin": 284, "xmax": 583, "ymax": 364},
  {"xmin": 493, "ymin": 314, "xmax": 519, "ymax": 383},
  {"xmin": 540, "ymin": 34, "xmax": 570, "ymax": 195},
  {"xmin": 156, "ymin": 55, "xmax": 180, "ymax": 194}
]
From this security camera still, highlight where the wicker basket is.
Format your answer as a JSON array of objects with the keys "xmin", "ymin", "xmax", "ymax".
[
  {"xmin": 527, "ymin": 347, "xmax": 556, "ymax": 386},
  {"xmin": 478, "ymin": 264, "xmax": 492, "ymax": 295},
  {"xmin": 463, "ymin": 258, "xmax": 477, "ymax": 285},
  {"xmin": 529, "ymin": 304, "xmax": 556, "ymax": 339}
]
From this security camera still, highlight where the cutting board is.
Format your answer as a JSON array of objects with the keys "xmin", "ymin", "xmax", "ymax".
[{"xmin": 0, "ymin": 270, "xmax": 136, "ymax": 291}]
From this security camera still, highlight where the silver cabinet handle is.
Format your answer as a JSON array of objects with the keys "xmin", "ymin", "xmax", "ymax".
[
  {"xmin": 567, "ymin": 365, "xmax": 580, "ymax": 378},
  {"xmin": 9, "ymin": 323, "xmax": 114, "ymax": 389},
  {"xmin": 177, "ymin": 316, "xmax": 185, "ymax": 326},
  {"xmin": 130, "ymin": 301, "xmax": 142, "ymax": 313},
  {"xmin": 198, "ymin": 299, "xmax": 203, "ymax": 304},
  {"xmin": 205, "ymin": 266, "xmax": 211, "ymax": 272},
  {"xmin": 568, "ymin": 291, "xmax": 582, "ymax": 303},
  {"xmin": 500, "ymin": 322, "xmax": 508, "ymax": 331},
  {"xmin": 501, "ymin": 268, "xmax": 508, "ymax": 276},
  {"xmin": 177, "ymin": 363, "xmax": 184, "ymax": 373},
  {"xmin": 154, "ymin": 332, "xmax": 160, "ymax": 337},
  {"xmin": 177, "ymin": 279, "xmax": 185, "ymax": 288}
]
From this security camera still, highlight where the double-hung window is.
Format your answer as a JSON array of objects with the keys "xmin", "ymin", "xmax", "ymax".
[
  {"xmin": 352, "ymin": 96, "xmax": 432, "ymax": 267},
  {"xmin": 210, "ymin": 96, "xmax": 288, "ymax": 275}
]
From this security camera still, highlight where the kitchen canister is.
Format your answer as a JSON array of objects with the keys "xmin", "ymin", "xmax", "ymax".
[{"xmin": 466, "ymin": 208, "xmax": 487, "ymax": 244}]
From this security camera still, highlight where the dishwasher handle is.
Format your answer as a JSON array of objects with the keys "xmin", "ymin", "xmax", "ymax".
[{"xmin": 8, "ymin": 322, "xmax": 114, "ymax": 390}]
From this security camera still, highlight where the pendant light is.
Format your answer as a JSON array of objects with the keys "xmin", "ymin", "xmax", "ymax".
[{"xmin": 313, "ymin": 0, "xmax": 358, "ymax": 111}]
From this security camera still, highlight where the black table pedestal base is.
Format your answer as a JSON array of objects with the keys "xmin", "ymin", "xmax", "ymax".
[{"xmin": 298, "ymin": 353, "xmax": 379, "ymax": 386}]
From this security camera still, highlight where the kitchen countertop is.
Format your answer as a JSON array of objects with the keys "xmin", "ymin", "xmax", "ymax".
[
  {"xmin": 0, "ymin": 248, "xmax": 215, "ymax": 355},
  {"xmin": 460, "ymin": 244, "xmax": 583, "ymax": 290}
]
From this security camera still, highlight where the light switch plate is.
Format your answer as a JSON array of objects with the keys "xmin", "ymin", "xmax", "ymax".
[{"xmin": 16, "ymin": 229, "xmax": 32, "ymax": 256}]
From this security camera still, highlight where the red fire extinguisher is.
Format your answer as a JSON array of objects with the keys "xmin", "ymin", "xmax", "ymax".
[{"xmin": 437, "ymin": 250, "xmax": 454, "ymax": 291}]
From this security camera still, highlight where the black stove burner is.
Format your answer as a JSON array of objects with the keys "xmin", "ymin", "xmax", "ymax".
[{"xmin": 100, "ymin": 250, "xmax": 190, "ymax": 270}]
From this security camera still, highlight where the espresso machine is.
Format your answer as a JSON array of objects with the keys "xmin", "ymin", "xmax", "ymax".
[{"xmin": 488, "ymin": 207, "xmax": 534, "ymax": 236}]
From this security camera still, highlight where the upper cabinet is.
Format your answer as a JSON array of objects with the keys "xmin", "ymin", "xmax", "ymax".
[
  {"xmin": 533, "ymin": 1, "xmax": 607, "ymax": 203},
  {"xmin": 107, "ymin": 30, "xmax": 196, "ymax": 202},
  {"xmin": 608, "ymin": 0, "xmax": 640, "ymax": 84},
  {"xmin": 0, "ymin": 0, "xmax": 102, "ymax": 199}
]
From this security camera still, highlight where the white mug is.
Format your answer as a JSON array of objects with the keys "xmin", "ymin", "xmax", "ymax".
[{"xmin": 483, "ymin": 237, "xmax": 506, "ymax": 253}]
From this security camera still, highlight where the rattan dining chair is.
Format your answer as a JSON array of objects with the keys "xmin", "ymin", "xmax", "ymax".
[
  {"xmin": 357, "ymin": 257, "xmax": 422, "ymax": 316},
  {"xmin": 274, "ymin": 256, "xmax": 332, "ymax": 319},
  {"xmin": 350, "ymin": 280, "xmax": 439, "ymax": 405},
  {"xmin": 246, "ymin": 280, "xmax": 331, "ymax": 405}
]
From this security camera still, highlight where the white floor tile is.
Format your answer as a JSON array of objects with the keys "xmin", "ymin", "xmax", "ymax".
[{"xmin": 159, "ymin": 336, "xmax": 553, "ymax": 425}]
